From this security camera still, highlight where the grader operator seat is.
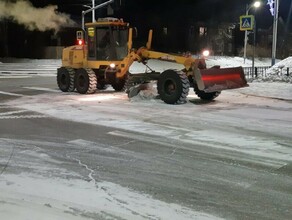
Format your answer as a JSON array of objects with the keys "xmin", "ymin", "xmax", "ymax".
[{"xmin": 86, "ymin": 18, "xmax": 129, "ymax": 61}]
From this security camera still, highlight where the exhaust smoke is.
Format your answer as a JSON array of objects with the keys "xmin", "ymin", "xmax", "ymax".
[{"xmin": 0, "ymin": 0, "xmax": 76, "ymax": 32}]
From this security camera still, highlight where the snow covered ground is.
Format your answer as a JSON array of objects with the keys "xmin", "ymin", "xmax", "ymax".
[{"xmin": 0, "ymin": 56, "xmax": 292, "ymax": 220}]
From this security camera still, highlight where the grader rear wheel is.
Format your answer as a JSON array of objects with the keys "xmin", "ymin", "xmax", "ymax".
[
  {"xmin": 75, "ymin": 68, "xmax": 97, "ymax": 94},
  {"xmin": 157, "ymin": 69, "xmax": 190, "ymax": 104},
  {"xmin": 57, "ymin": 67, "xmax": 75, "ymax": 92}
]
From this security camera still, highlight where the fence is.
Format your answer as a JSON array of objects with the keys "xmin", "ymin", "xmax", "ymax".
[{"xmin": 243, "ymin": 66, "xmax": 291, "ymax": 80}]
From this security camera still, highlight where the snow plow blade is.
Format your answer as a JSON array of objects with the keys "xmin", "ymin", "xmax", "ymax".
[{"xmin": 194, "ymin": 66, "xmax": 248, "ymax": 92}]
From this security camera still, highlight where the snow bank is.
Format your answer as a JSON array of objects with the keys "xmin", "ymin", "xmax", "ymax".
[
  {"xmin": 256, "ymin": 57, "xmax": 292, "ymax": 83},
  {"xmin": 205, "ymin": 56, "xmax": 271, "ymax": 68}
]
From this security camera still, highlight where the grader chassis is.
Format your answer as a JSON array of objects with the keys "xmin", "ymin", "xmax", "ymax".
[{"xmin": 57, "ymin": 17, "xmax": 247, "ymax": 104}]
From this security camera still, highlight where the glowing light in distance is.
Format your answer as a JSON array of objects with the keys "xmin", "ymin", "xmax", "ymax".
[
  {"xmin": 253, "ymin": 1, "xmax": 261, "ymax": 8},
  {"xmin": 202, "ymin": 50, "xmax": 210, "ymax": 57}
]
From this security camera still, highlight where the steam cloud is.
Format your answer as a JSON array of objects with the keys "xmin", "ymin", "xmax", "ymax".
[{"xmin": 0, "ymin": 0, "xmax": 76, "ymax": 32}]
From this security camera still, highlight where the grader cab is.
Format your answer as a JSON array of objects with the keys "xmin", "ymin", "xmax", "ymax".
[
  {"xmin": 58, "ymin": 18, "xmax": 130, "ymax": 93},
  {"xmin": 57, "ymin": 17, "xmax": 248, "ymax": 104}
]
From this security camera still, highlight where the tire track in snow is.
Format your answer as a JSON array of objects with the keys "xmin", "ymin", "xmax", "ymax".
[{"xmin": 66, "ymin": 139, "xmax": 162, "ymax": 220}]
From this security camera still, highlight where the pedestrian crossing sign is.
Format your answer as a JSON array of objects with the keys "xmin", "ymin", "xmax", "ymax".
[{"xmin": 240, "ymin": 15, "xmax": 254, "ymax": 31}]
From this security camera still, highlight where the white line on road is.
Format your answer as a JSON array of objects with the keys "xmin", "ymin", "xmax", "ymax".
[
  {"xmin": 0, "ymin": 75, "xmax": 32, "ymax": 79},
  {"xmin": 0, "ymin": 115, "xmax": 48, "ymax": 120},
  {"xmin": 23, "ymin": 87, "xmax": 59, "ymax": 93},
  {"xmin": 0, "ymin": 91, "xmax": 25, "ymax": 97},
  {"xmin": 108, "ymin": 130, "xmax": 181, "ymax": 150},
  {"xmin": 0, "ymin": 110, "xmax": 28, "ymax": 116}
]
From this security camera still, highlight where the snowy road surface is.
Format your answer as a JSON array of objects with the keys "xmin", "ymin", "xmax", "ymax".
[{"xmin": 0, "ymin": 58, "xmax": 292, "ymax": 220}]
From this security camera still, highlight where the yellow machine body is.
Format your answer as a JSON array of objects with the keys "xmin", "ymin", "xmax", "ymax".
[{"xmin": 58, "ymin": 18, "xmax": 248, "ymax": 104}]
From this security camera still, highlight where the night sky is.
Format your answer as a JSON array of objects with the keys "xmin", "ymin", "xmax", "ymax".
[
  {"xmin": 30, "ymin": 0, "xmax": 292, "ymax": 29},
  {"xmin": 1, "ymin": 0, "xmax": 291, "ymax": 58}
]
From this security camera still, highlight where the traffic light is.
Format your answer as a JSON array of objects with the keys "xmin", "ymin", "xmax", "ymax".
[{"xmin": 247, "ymin": 32, "xmax": 254, "ymax": 45}]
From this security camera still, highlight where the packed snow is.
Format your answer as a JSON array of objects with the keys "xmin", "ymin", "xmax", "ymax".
[{"xmin": 256, "ymin": 56, "xmax": 292, "ymax": 83}]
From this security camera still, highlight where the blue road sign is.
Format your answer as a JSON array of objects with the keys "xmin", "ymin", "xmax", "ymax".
[{"xmin": 240, "ymin": 15, "xmax": 254, "ymax": 31}]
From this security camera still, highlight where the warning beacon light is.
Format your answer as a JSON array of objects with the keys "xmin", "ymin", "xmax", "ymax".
[
  {"xmin": 78, "ymin": 39, "xmax": 84, "ymax": 45},
  {"xmin": 76, "ymin": 31, "xmax": 84, "ymax": 45}
]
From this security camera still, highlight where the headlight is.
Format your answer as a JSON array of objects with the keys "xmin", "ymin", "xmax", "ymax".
[{"xmin": 109, "ymin": 63, "xmax": 116, "ymax": 69}]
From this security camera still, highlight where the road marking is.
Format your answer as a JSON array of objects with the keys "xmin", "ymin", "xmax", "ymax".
[
  {"xmin": 0, "ymin": 110, "xmax": 28, "ymax": 116},
  {"xmin": 0, "ymin": 76, "xmax": 32, "ymax": 79},
  {"xmin": 0, "ymin": 91, "xmax": 25, "ymax": 97},
  {"xmin": 108, "ymin": 130, "xmax": 288, "ymax": 169},
  {"xmin": 23, "ymin": 87, "xmax": 59, "ymax": 93},
  {"xmin": 0, "ymin": 115, "xmax": 48, "ymax": 120},
  {"xmin": 108, "ymin": 130, "xmax": 181, "ymax": 149},
  {"xmin": 0, "ymin": 105, "xmax": 10, "ymax": 109},
  {"xmin": 67, "ymin": 139, "xmax": 97, "ymax": 146}
]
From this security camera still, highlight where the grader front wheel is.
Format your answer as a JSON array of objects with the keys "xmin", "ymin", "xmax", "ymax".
[
  {"xmin": 157, "ymin": 70, "xmax": 190, "ymax": 104},
  {"xmin": 112, "ymin": 76, "xmax": 126, "ymax": 91}
]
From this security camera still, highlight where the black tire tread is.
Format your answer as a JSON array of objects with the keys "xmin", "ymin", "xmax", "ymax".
[
  {"xmin": 86, "ymin": 68, "xmax": 97, "ymax": 94},
  {"xmin": 57, "ymin": 67, "xmax": 75, "ymax": 92},
  {"xmin": 75, "ymin": 68, "xmax": 97, "ymax": 94},
  {"xmin": 195, "ymin": 89, "xmax": 221, "ymax": 100},
  {"xmin": 157, "ymin": 69, "xmax": 190, "ymax": 104}
]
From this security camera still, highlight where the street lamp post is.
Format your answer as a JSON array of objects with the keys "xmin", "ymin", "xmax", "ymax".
[
  {"xmin": 83, "ymin": 1, "xmax": 96, "ymax": 22},
  {"xmin": 243, "ymin": 1, "xmax": 261, "ymax": 64},
  {"xmin": 92, "ymin": 0, "xmax": 95, "ymax": 22},
  {"xmin": 82, "ymin": 0, "xmax": 114, "ymax": 30},
  {"xmin": 252, "ymin": 20, "xmax": 256, "ymax": 77},
  {"xmin": 271, "ymin": 0, "xmax": 279, "ymax": 66}
]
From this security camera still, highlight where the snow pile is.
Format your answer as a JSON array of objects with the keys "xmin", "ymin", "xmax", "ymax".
[
  {"xmin": 129, "ymin": 82, "xmax": 159, "ymax": 102},
  {"xmin": 205, "ymin": 56, "xmax": 271, "ymax": 68},
  {"xmin": 256, "ymin": 57, "xmax": 292, "ymax": 83}
]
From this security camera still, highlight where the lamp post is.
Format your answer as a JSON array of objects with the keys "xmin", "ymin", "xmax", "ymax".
[
  {"xmin": 243, "ymin": 1, "xmax": 261, "ymax": 64},
  {"xmin": 271, "ymin": 0, "xmax": 279, "ymax": 66},
  {"xmin": 82, "ymin": 0, "xmax": 95, "ymax": 23},
  {"xmin": 83, "ymin": 1, "xmax": 96, "ymax": 22},
  {"xmin": 92, "ymin": 0, "xmax": 95, "ymax": 22}
]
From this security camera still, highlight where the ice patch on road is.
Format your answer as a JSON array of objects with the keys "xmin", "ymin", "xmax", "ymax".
[{"xmin": 0, "ymin": 173, "xmax": 223, "ymax": 220}]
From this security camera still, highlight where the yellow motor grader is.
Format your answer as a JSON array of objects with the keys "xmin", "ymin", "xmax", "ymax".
[{"xmin": 57, "ymin": 17, "xmax": 247, "ymax": 104}]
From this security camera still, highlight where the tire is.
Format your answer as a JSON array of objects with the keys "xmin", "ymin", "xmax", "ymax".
[
  {"xmin": 195, "ymin": 89, "xmax": 221, "ymax": 100},
  {"xmin": 75, "ymin": 68, "xmax": 97, "ymax": 94},
  {"xmin": 57, "ymin": 67, "xmax": 75, "ymax": 92},
  {"xmin": 157, "ymin": 69, "xmax": 190, "ymax": 104},
  {"xmin": 96, "ymin": 81, "xmax": 108, "ymax": 90},
  {"xmin": 112, "ymin": 76, "xmax": 126, "ymax": 91}
]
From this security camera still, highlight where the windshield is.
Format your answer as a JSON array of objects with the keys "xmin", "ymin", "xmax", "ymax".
[
  {"xmin": 112, "ymin": 27, "xmax": 128, "ymax": 60},
  {"xmin": 96, "ymin": 26, "xmax": 128, "ymax": 61}
]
